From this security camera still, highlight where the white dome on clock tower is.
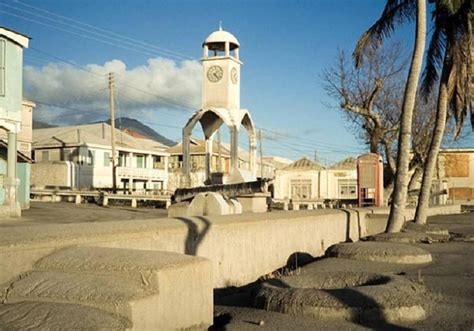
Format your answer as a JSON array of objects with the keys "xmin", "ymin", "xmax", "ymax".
[{"xmin": 201, "ymin": 24, "xmax": 242, "ymax": 110}]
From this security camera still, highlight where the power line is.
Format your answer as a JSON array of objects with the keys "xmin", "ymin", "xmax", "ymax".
[
  {"xmin": 260, "ymin": 127, "xmax": 365, "ymax": 152},
  {"xmin": 0, "ymin": 4, "xmax": 193, "ymax": 61},
  {"xmin": 25, "ymin": 47, "xmax": 198, "ymax": 113},
  {"xmin": 10, "ymin": 0, "xmax": 194, "ymax": 61},
  {"xmin": 29, "ymin": 47, "xmax": 106, "ymax": 78},
  {"xmin": 115, "ymin": 82, "xmax": 196, "ymax": 112}
]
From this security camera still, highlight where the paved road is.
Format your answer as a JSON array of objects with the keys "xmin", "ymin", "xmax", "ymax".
[{"xmin": 0, "ymin": 202, "xmax": 168, "ymax": 227}]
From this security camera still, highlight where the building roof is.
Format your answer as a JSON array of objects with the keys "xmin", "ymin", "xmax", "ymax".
[
  {"xmin": 281, "ymin": 157, "xmax": 324, "ymax": 171},
  {"xmin": 167, "ymin": 137, "xmax": 231, "ymax": 157},
  {"xmin": 0, "ymin": 140, "xmax": 33, "ymax": 163},
  {"xmin": 329, "ymin": 157, "xmax": 357, "ymax": 170},
  {"xmin": 203, "ymin": 27, "xmax": 240, "ymax": 50},
  {"xmin": 33, "ymin": 123, "xmax": 168, "ymax": 154},
  {"xmin": 167, "ymin": 137, "xmax": 272, "ymax": 166},
  {"xmin": 262, "ymin": 156, "xmax": 294, "ymax": 170},
  {"xmin": 0, "ymin": 26, "xmax": 30, "ymax": 48}
]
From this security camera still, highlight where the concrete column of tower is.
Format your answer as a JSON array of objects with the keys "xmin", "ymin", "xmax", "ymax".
[
  {"xmin": 203, "ymin": 45, "xmax": 208, "ymax": 58},
  {"xmin": 249, "ymin": 134, "xmax": 257, "ymax": 176},
  {"xmin": 225, "ymin": 42, "xmax": 230, "ymax": 57},
  {"xmin": 205, "ymin": 135, "xmax": 214, "ymax": 182},
  {"xmin": 230, "ymin": 126, "xmax": 239, "ymax": 171},
  {"xmin": 182, "ymin": 131, "xmax": 191, "ymax": 187}
]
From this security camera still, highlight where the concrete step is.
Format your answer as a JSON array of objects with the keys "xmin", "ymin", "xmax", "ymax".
[
  {"xmin": 3, "ymin": 247, "xmax": 213, "ymax": 330},
  {"xmin": 33, "ymin": 246, "xmax": 205, "ymax": 288},
  {"xmin": 0, "ymin": 301, "xmax": 130, "ymax": 330},
  {"xmin": 7, "ymin": 271, "xmax": 158, "ymax": 329}
]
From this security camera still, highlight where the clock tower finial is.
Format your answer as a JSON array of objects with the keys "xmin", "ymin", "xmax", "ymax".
[{"xmin": 219, "ymin": 21, "xmax": 223, "ymax": 31}]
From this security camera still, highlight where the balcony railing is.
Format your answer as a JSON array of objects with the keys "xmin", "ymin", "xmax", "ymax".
[{"xmin": 116, "ymin": 166, "xmax": 167, "ymax": 180}]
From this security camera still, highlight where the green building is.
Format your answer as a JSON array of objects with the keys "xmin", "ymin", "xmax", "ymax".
[{"xmin": 0, "ymin": 27, "xmax": 30, "ymax": 217}]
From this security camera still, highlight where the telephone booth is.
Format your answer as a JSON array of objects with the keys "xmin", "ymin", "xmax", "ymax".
[{"xmin": 357, "ymin": 153, "xmax": 383, "ymax": 207}]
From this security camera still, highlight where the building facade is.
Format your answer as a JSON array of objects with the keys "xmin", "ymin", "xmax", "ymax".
[
  {"xmin": 167, "ymin": 137, "xmax": 274, "ymax": 192},
  {"xmin": 274, "ymin": 157, "xmax": 357, "ymax": 203},
  {"xmin": 32, "ymin": 123, "xmax": 169, "ymax": 192},
  {"xmin": 0, "ymin": 27, "xmax": 29, "ymax": 216},
  {"xmin": 437, "ymin": 148, "xmax": 474, "ymax": 203}
]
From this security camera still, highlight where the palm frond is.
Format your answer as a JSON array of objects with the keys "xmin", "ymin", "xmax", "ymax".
[
  {"xmin": 353, "ymin": 0, "xmax": 416, "ymax": 67},
  {"xmin": 421, "ymin": 24, "xmax": 446, "ymax": 98}
]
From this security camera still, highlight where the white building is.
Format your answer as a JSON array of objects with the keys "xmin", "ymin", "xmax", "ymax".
[
  {"xmin": 32, "ymin": 123, "xmax": 169, "ymax": 192},
  {"xmin": 274, "ymin": 157, "xmax": 357, "ymax": 202}
]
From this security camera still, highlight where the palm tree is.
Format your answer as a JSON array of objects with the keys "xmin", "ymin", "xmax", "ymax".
[
  {"xmin": 414, "ymin": 0, "xmax": 473, "ymax": 225},
  {"xmin": 354, "ymin": 0, "xmax": 427, "ymax": 233}
]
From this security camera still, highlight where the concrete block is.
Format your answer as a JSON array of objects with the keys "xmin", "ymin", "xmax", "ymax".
[
  {"xmin": 341, "ymin": 209, "xmax": 361, "ymax": 242},
  {"xmin": 237, "ymin": 193, "xmax": 268, "ymax": 213},
  {"xmin": 205, "ymin": 192, "xmax": 230, "ymax": 216},
  {"xmin": 75, "ymin": 194, "xmax": 81, "ymax": 205},
  {"xmin": 189, "ymin": 193, "xmax": 206, "ymax": 216},
  {"xmin": 131, "ymin": 198, "xmax": 137, "ymax": 208},
  {"xmin": 167, "ymin": 201, "xmax": 190, "ymax": 217},
  {"xmin": 228, "ymin": 198, "xmax": 243, "ymax": 214}
]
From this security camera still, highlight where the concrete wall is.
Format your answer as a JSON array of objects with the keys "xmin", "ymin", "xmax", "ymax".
[
  {"xmin": 31, "ymin": 161, "xmax": 72, "ymax": 188},
  {"xmin": 0, "ymin": 204, "xmax": 461, "ymax": 289}
]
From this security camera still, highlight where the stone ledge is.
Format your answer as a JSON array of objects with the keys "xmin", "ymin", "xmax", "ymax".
[{"xmin": 327, "ymin": 242, "xmax": 432, "ymax": 264}]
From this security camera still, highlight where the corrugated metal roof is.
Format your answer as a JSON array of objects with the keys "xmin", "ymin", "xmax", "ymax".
[
  {"xmin": 281, "ymin": 157, "xmax": 324, "ymax": 171},
  {"xmin": 33, "ymin": 123, "xmax": 168, "ymax": 154},
  {"xmin": 329, "ymin": 157, "xmax": 357, "ymax": 170}
]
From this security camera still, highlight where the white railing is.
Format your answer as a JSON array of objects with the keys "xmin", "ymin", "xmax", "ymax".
[{"xmin": 116, "ymin": 167, "xmax": 167, "ymax": 180}]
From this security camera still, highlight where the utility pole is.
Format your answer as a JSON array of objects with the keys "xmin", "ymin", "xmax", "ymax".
[
  {"xmin": 258, "ymin": 129, "xmax": 263, "ymax": 178},
  {"xmin": 108, "ymin": 72, "xmax": 117, "ymax": 192},
  {"xmin": 314, "ymin": 150, "xmax": 318, "ymax": 164}
]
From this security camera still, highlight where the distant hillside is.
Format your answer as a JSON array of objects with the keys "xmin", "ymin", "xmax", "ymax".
[
  {"xmin": 33, "ymin": 120, "xmax": 57, "ymax": 129},
  {"xmin": 99, "ymin": 118, "xmax": 176, "ymax": 147}
]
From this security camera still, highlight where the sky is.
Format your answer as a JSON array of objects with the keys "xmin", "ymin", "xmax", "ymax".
[{"xmin": 1, "ymin": 0, "xmax": 422, "ymax": 164}]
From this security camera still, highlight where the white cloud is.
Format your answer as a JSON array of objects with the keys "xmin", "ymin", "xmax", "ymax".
[{"xmin": 24, "ymin": 57, "xmax": 202, "ymax": 124}]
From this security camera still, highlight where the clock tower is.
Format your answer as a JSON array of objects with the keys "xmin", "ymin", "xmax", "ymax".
[
  {"xmin": 182, "ymin": 25, "xmax": 257, "ymax": 188},
  {"xmin": 202, "ymin": 25, "xmax": 241, "ymax": 110}
]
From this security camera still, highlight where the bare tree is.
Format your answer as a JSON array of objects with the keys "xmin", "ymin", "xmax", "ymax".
[{"xmin": 322, "ymin": 44, "xmax": 435, "ymax": 202}]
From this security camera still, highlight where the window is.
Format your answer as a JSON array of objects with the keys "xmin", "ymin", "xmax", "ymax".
[
  {"xmin": 0, "ymin": 39, "xmax": 5, "ymax": 96},
  {"xmin": 87, "ymin": 150, "xmax": 95, "ymax": 166},
  {"xmin": 41, "ymin": 150, "xmax": 49, "ymax": 161},
  {"xmin": 118, "ymin": 152, "xmax": 126, "ymax": 167},
  {"xmin": 153, "ymin": 155, "xmax": 164, "ymax": 169},
  {"xmin": 104, "ymin": 152, "xmax": 111, "ymax": 167},
  {"xmin": 136, "ymin": 154, "xmax": 145, "ymax": 168},
  {"xmin": 338, "ymin": 179, "xmax": 358, "ymax": 198},
  {"xmin": 290, "ymin": 179, "xmax": 312, "ymax": 200}
]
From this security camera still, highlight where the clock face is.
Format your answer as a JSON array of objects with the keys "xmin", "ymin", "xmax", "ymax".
[
  {"xmin": 207, "ymin": 65, "xmax": 223, "ymax": 83},
  {"xmin": 231, "ymin": 67, "xmax": 238, "ymax": 84}
]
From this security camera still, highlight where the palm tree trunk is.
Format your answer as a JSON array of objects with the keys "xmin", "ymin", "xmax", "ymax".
[
  {"xmin": 386, "ymin": 0, "xmax": 426, "ymax": 233},
  {"xmin": 415, "ymin": 72, "xmax": 449, "ymax": 225}
]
